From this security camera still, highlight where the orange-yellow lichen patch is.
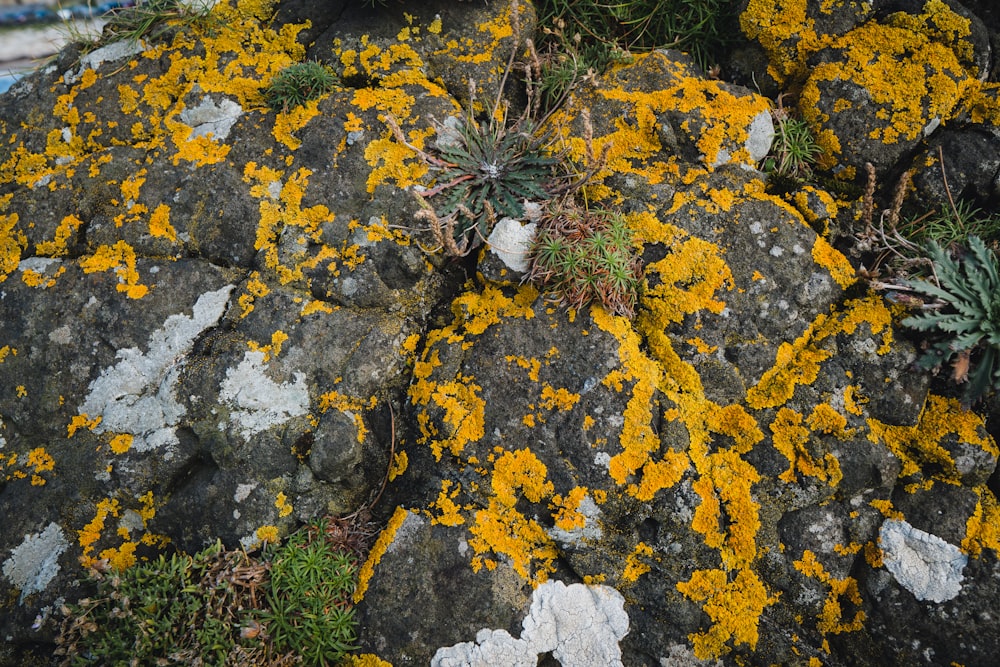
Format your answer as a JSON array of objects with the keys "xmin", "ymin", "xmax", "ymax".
[
  {"xmin": 888, "ymin": 0, "xmax": 976, "ymax": 73},
  {"xmin": 25, "ymin": 447, "xmax": 55, "ymax": 486},
  {"xmin": 640, "ymin": 224, "xmax": 734, "ymax": 327},
  {"xmin": 238, "ymin": 272, "xmax": 270, "ymax": 318},
  {"xmin": 491, "ymin": 448, "xmax": 554, "ymax": 506},
  {"xmin": 243, "ymin": 164, "xmax": 336, "ymax": 284},
  {"xmin": 740, "ymin": 0, "xmax": 825, "ymax": 83},
  {"xmin": 448, "ymin": 448, "xmax": 561, "ymax": 584},
  {"xmin": 430, "ymin": 479, "xmax": 466, "ymax": 526},
  {"xmin": 747, "ymin": 296, "xmax": 894, "ymax": 410},
  {"xmin": 452, "ymin": 285, "xmax": 537, "ymax": 336},
  {"xmin": 794, "ymin": 550, "xmax": 866, "ymax": 635},
  {"xmin": 319, "ymin": 389, "xmax": 376, "ymax": 444},
  {"xmin": 79, "ymin": 241, "xmax": 150, "ymax": 299},
  {"xmin": 0, "ymin": 212, "xmax": 26, "ymax": 282},
  {"xmin": 256, "ymin": 524, "xmax": 279, "ymax": 544},
  {"xmin": 811, "ymin": 237, "xmax": 856, "ymax": 289},
  {"xmin": 550, "ymin": 486, "xmax": 588, "ymax": 532},
  {"xmin": 109, "ymin": 434, "xmax": 133, "ymax": 455},
  {"xmin": 506, "ymin": 354, "xmax": 542, "ymax": 382},
  {"xmin": 594, "ymin": 59, "xmax": 772, "ymax": 171},
  {"xmin": 67, "ymin": 413, "xmax": 102, "ymax": 437},
  {"xmin": 468, "ymin": 497, "xmax": 558, "ymax": 584},
  {"xmin": 354, "ymin": 506, "xmax": 412, "ymax": 603},
  {"xmin": 538, "ymin": 384, "xmax": 580, "ymax": 411},
  {"xmin": 77, "ymin": 498, "xmax": 120, "ymax": 567},
  {"xmin": 869, "ymin": 498, "xmax": 904, "ymax": 520},
  {"xmin": 411, "ymin": 371, "xmax": 485, "ymax": 461},
  {"xmin": 272, "ymin": 101, "xmax": 322, "ymax": 151},
  {"xmin": 807, "ymin": 403, "xmax": 852, "ymax": 438},
  {"xmin": 36, "ymin": 214, "xmax": 84, "ymax": 257},
  {"xmin": 593, "ymin": 308, "xmax": 690, "ymax": 501},
  {"xmin": 388, "ymin": 450, "xmax": 408, "ymax": 481},
  {"xmin": 0, "ymin": 447, "xmax": 56, "ymax": 486},
  {"xmin": 770, "ymin": 407, "xmax": 843, "ymax": 485},
  {"xmin": 843, "ymin": 384, "xmax": 867, "ymax": 416},
  {"xmin": 867, "ymin": 394, "xmax": 997, "ymax": 486},
  {"xmin": 690, "ymin": 449, "xmax": 763, "ymax": 570},
  {"xmin": 677, "ymin": 567, "xmax": 779, "ymax": 660},
  {"xmin": 275, "ymin": 491, "xmax": 293, "ymax": 518},
  {"xmin": 77, "ymin": 491, "xmax": 164, "ymax": 568},
  {"xmin": 247, "ymin": 330, "xmax": 290, "ymax": 363},
  {"xmin": 963, "ymin": 486, "xmax": 1000, "ymax": 557},
  {"xmin": 146, "ymin": 203, "xmax": 177, "ymax": 242},
  {"xmin": 800, "ymin": 21, "xmax": 970, "ymax": 155},
  {"xmin": 961, "ymin": 81, "xmax": 1000, "ymax": 125},
  {"xmin": 343, "ymin": 655, "xmax": 393, "ymax": 667},
  {"xmin": 433, "ymin": 4, "xmax": 514, "ymax": 65},
  {"xmin": 622, "ymin": 541, "xmax": 654, "ymax": 584}
]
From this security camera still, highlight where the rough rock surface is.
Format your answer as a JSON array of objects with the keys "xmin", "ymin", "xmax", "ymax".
[{"xmin": 1, "ymin": 0, "xmax": 1000, "ymax": 666}]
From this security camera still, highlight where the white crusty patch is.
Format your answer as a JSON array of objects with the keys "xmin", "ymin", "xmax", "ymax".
[
  {"xmin": 487, "ymin": 218, "xmax": 536, "ymax": 274},
  {"xmin": 65, "ymin": 38, "xmax": 146, "ymax": 84},
  {"xmin": 178, "ymin": 97, "xmax": 243, "ymax": 140},
  {"xmin": 219, "ymin": 350, "xmax": 309, "ymax": 437},
  {"xmin": 78, "ymin": 285, "xmax": 234, "ymax": 452},
  {"xmin": 431, "ymin": 580, "xmax": 629, "ymax": 667},
  {"xmin": 879, "ymin": 519, "xmax": 967, "ymax": 603},
  {"xmin": 2, "ymin": 523, "xmax": 69, "ymax": 604}
]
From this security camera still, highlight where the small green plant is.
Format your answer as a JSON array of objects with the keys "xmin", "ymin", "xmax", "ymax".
[
  {"xmin": 389, "ymin": 1, "xmax": 608, "ymax": 257},
  {"xmin": 536, "ymin": 0, "xmax": 739, "ymax": 73},
  {"xmin": 424, "ymin": 107, "xmax": 559, "ymax": 252},
  {"xmin": 900, "ymin": 199, "xmax": 1000, "ymax": 250},
  {"xmin": 56, "ymin": 541, "xmax": 272, "ymax": 665},
  {"xmin": 763, "ymin": 98, "xmax": 822, "ymax": 180},
  {"xmin": 74, "ymin": 0, "xmax": 216, "ymax": 52},
  {"xmin": 526, "ymin": 199, "xmax": 644, "ymax": 318},
  {"xmin": 265, "ymin": 62, "xmax": 338, "ymax": 113},
  {"xmin": 532, "ymin": 19, "xmax": 628, "ymax": 113},
  {"xmin": 260, "ymin": 519, "xmax": 359, "ymax": 665},
  {"xmin": 900, "ymin": 235, "xmax": 1000, "ymax": 403},
  {"xmin": 56, "ymin": 517, "xmax": 365, "ymax": 666}
]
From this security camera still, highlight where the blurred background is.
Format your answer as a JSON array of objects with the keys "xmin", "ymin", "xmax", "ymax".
[{"xmin": 0, "ymin": 0, "xmax": 121, "ymax": 92}]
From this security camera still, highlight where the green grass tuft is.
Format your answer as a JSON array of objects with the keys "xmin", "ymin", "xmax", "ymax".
[{"xmin": 265, "ymin": 61, "xmax": 338, "ymax": 113}]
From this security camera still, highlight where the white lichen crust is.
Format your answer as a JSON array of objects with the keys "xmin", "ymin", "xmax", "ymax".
[
  {"xmin": 432, "ymin": 580, "xmax": 629, "ymax": 667},
  {"xmin": 879, "ymin": 519, "xmax": 967, "ymax": 603}
]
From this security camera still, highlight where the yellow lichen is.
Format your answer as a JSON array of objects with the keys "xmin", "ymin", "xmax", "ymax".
[
  {"xmin": 275, "ymin": 491, "xmax": 293, "ymax": 518},
  {"xmin": 256, "ymin": 524, "xmax": 279, "ymax": 543},
  {"xmin": 79, "ymin": 241, "xmax": 150, "ymax": 299},
  {"xmin": 962, "ymin": 486, "xmax": 1000, "ymax": 556},
  {"xmin": 677, "ymin": 567, "xmax": 779, "ymax": 660},
  {"xmin": 811, "ymin": 237, "xmax": 856, "ymax": 289},
  {"xmin": 354, "ymin": 506, "xmax": 411, "ymax": 603},
  {"xmin": 622, "ymin": 541, "xmax": 654, "ymax": 584},
  {"xmin": 109, "ymin": 434, "xmax": 133, "ymax": 455},
  {"xmin": 430, "ymin": 479, "xmax": 465, "ymax": 526},
  {"xmin": 867, "ymin": 394, "xmax": 997, "ymax": 486}
]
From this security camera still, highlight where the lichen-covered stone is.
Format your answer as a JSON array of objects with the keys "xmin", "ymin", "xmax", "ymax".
[{"xmin": 2, "ymin": 0, "xmax": 1000, "ymax": 665}]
